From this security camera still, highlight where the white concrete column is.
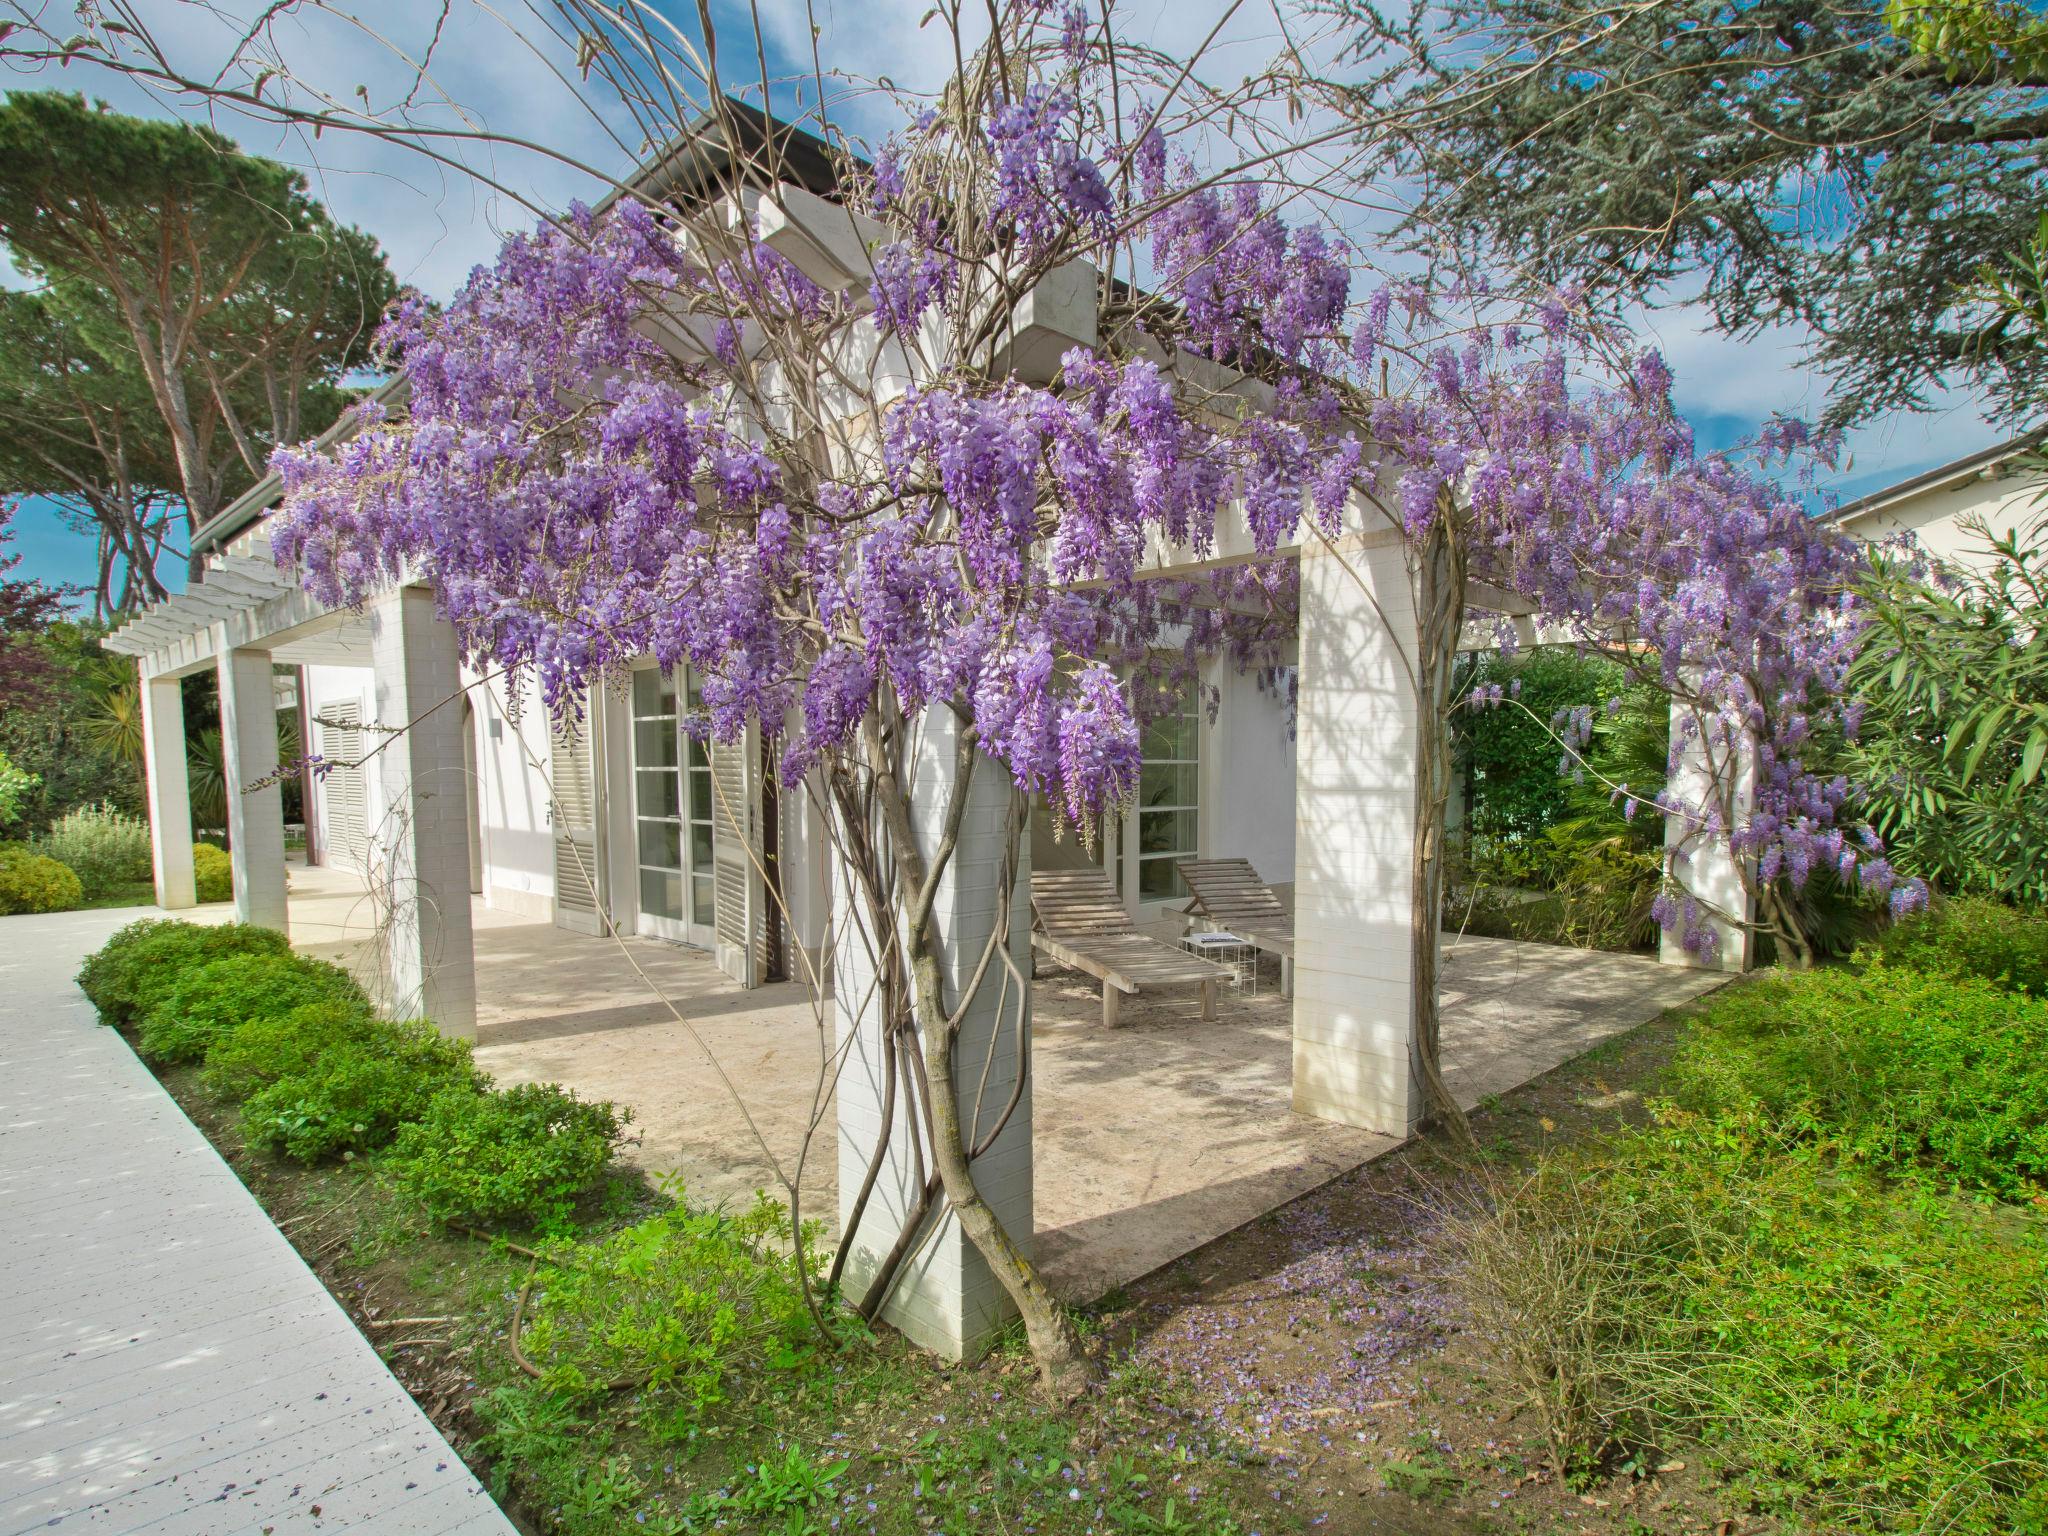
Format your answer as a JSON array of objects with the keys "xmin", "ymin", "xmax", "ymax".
[
  {"xmin": 1291, "ymin": 531, "xmax": 1423, "ymax": 1138},
  {"xmin": 217, "ymin": 646, "xmax": 289, "ymax": 930},
  {"xmin": 835, "ymin": 709, "xmax": 1032, "ymax": 1360},
  {"xmin": 139, "ymin": 669, "xmax": 196, "ymax": 910},
  {"xmin": 369, "ymin": 586, "xmax": 478, "ymax": 1036},
  {"xmin": 1660, "ymin": 699, "xmax": 1754, "ymax": 974}
]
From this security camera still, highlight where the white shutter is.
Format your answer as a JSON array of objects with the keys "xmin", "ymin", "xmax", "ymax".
[
  {"xmin": 318, "ymin": 702, "xmax": 367, "ymax": 873},
  {"xmin": 710, "ymin": 723, "xmax": 763, "ymax": 986},
  {"xmin": 551, "ymin": 704, "xmax": 603, "ymax": 936}
]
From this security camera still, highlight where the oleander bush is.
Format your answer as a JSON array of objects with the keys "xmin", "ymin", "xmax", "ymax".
[
  {"xmin": 137, "ymin": 950, "xmax": 368, "ymax": 1065},
  {"xmin": 37, "ymin": 802, "xmax": 151, "ymax": 898},
  {"xmin": 77, "ymin": 918, "xmax": 293, "ymax": 1024},
  {"xmin": 0, "ymin": 843, "xmax": 83, "ymax": 913},
  {"xmin": 237, "ymin": 1016, "xmax": 484, "ymax": 1163},
  {"xmin": 387, "ymin": 1081, "xmax": 627, "ymax": 1232},
  {"xmin": 193, "ymin": 843, "xmax": 234, "ymax": 903},
  {"xmin": 1865, "ymin": 895, "xmax": 2048, "ymax": 997},
  {"xmin": 1663, "ymin": 964, "xmax": 2048, "ymax": 1199}
]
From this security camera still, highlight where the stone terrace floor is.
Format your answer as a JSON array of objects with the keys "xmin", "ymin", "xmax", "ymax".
[{"xmin": 282, "ymin": 861, "xmax": 1725, "ymax": 1300}]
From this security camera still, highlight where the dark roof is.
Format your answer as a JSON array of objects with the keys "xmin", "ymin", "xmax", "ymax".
[{"xmin": 1826, "ymin": 429, "xmax": 2045, "ymax": 526}]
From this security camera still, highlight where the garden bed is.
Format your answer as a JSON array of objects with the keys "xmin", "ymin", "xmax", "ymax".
[{"xmin": 73, "ymin": 900, "xmax": 2048, "ymax": 1535}]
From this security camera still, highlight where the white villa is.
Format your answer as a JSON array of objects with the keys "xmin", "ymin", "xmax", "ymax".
[{"xmin": 102, "ymin": 103, "xmax": 1745, "ymax": 1359}]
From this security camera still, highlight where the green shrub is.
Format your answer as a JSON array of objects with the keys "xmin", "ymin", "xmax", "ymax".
[
  {"xmin": 77, "ymin": 919, "xmax": 294, "ymax": 1025},
  {"xmin": 1458, "ymin": 1128, "xmax": 2048, "ymax": 1534},
  {"xmin": 193, "ymin": 843, "xmax": 233, "ymax": 904},
  {"xmin": 200, "ymin": 999, "xmax": 377, "ymax": 1099},
  {"xmin": 1866, "ymin": 895, "xmax": 2048, "ymax": 996},
  {"xmin": 1666, "ymin": 965, "xmax": 2048, "ymax": 1198},
  {"xmin": 239, "ymin": 1018, "xmax": 483, "ymax": 1163},
  {"xmin": 387, "ymin": 1082, "xmax": 627, "ymax": 1232},
  {"xmin": 518, "ymin": 1193, "xmax": 822, "ymax": 1426},
  {"xmin": 36, "ymin": 802, "xmax": 151, "ymax": 898},
  {"xmin": 137, "ymin": 951, "xmax": 368, "ymax": 1065},
  {"xmin": 0, "ymin": 844, "xmax": 83, "ymax": 913}
]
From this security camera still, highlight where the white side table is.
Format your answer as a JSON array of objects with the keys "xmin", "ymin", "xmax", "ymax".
[{"xmin": 1180, "ymin": 930, "xmax": 1257, "ymax": 996}]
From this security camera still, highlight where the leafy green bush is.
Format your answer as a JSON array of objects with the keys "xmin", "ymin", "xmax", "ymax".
[
  {"xmin": 387, "ymin": 1082, "xmax": 627, "ymax": 1232},
  {"xmin": 200, "ymin": 999, "xmax": 377, "ymax": 1099},
  {"xmin": 75, "ymin": 918, "xmax": 292, "ymax": 1024},
  {"xmin": 137, "ymin": 951, "xmax": 368, "ymax": 1065},
  {"xmin": 518, "ymin": 1193, "xmax": 822, "ymax": 1426},
  {"xmin": 0, "ymin": 843, "xmax": 83, "ymax": 913},
  {"xmin": 192, "ymin": 843, "xmax": 233, "ymax": 903},
  {"xmin": 1459, "ymin": 1127, "xmax": 2048, "ymax": 1534},
  {"xmin": 0, "ymin": 748, "xmax": 37, "ymax": 833},
  {"xmin": 1867, "ymin": 895, "xmax": 2048, "ymax": 996},
  {"xmin": 36, "ymin": 801, "xmax": 151, "ymax": 898},
  {"xmin": 1665, "ymin": 965, "xmax": 2048, "ymax": 1198},
  {"xmin": 237, "ymin": 1018, "xmax": 482, "ymax": 1163}
]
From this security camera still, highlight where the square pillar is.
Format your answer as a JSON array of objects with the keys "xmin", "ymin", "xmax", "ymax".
[
  {"xmin": 369, "ymin": 586, "xmax": 478, "ymax": 1036},
  {"xmin": 1660, "ymin": 699, "xmax": 1754, "ymax": 973},
  {"xmin": 834, "ymin": 709, "xmax": 1033, "ymax": 1360},
  {"xmin": 217, "ymin": 645, "xmax": 289, "ymax": 930},
  {"xmin": 1291, "ymin": 531, "xmax": 1423, "ymax": 1138},
  {"xmin": 139, "ymin": 669, "xmax": 196, "ymax": 910}
]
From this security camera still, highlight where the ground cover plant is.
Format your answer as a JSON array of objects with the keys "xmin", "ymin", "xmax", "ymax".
[{"xmin": 1449, "ymin": 922, "xmax": 2048, "ymax": 1534}]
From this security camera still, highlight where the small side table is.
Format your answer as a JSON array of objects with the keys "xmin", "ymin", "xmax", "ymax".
[{"xmin": 1180, "ymin": 930, "xmax": 1257, "ymax": 997}]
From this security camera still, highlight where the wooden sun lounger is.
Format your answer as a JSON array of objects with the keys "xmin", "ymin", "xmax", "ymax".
[
  {"xmin": 1029, "ymin": 868, "xmax": 1231, "ymax": 1027},
  {"xmin": 1177, "ymin": 858, "xmax": 1296, "ymax": 996}
]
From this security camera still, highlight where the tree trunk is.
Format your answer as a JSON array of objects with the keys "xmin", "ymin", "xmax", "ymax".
[
  {"xmin": 1409, "ymin": 506, "xmax": 1474, "ymax": 1142},
  {"xmin": 866, "ymin": 709, "xmax": 1094, "ymax": 1400}
]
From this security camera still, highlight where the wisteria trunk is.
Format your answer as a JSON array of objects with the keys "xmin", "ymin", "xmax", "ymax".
[
  {"xmin": 1411, "ymin": 508, "xmax": 1474, "ymax": 1142},
  {"xmin": 866, "ymin": 711, "xmax": 1094, "ymax": 1400}
]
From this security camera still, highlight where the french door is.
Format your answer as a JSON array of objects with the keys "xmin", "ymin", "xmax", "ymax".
[{"xmin": 629, "ymin": 664, "xmax": 717, "ymax": 948}]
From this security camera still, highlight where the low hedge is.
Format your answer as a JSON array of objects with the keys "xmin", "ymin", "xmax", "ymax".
[
  {"xmin": 0, "ymin": 844, "xmax": 83, "ymax": 914},
  {"xmin": 235, "ymin": 1014, "xmax": 485, "ymax": 1163},
  {"xmin": 77, "ymin": 918, "xmax": 293, "ymax": 1025},
  {"xmin": 388, "ymin": 1082, "xmax": 628, "ymax": 1233},
  {"xmin": 138, "ymin": 950, "xmax": 369, "ymax": 1065},
  {"xmin": 193, "ymin": 844, "xmax": 233, "ymax": 904}
]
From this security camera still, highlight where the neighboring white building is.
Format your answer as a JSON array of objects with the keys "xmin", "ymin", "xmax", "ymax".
[{"xmin": 1827, "ymin": 431, "xmax": 2045, "ymax": 574}]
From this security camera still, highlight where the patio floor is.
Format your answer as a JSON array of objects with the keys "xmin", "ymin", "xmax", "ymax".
[{"xmin": 279, "ymin": 861, "xmax": 1725, "ymax": 1301}]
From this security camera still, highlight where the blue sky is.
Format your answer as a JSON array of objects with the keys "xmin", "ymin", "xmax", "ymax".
[{"xmin": 2, "ymin": 0, "xmax": 2009, "ymax": 601}]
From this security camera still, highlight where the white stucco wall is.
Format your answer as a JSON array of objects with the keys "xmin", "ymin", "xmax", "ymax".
[
  {"xmin": 469, "ymin": 667, "xmax": 558, "ymax": 919},
  {"xmin": 1205, "ymin": 661, "xmax": 1298, "ymax": 887},
  {"xmin": 1838, "ymin": 462, "xmax": 2044, "ymax": 575}
]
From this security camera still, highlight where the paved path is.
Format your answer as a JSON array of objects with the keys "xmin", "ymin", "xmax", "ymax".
[{"xmin": 0, "ymin": 907, "xmax": 519, "ymax": 1536}]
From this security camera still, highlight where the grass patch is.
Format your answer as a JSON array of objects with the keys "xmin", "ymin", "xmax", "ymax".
[{"xmin": 1453, "ymin": 947, "xmax": 2048, "ymax": 1534}]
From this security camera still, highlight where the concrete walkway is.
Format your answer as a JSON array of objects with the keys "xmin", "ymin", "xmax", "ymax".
[{"xmin": 0, "ymin": 907, "xmax": 517, "ymax": 1536}]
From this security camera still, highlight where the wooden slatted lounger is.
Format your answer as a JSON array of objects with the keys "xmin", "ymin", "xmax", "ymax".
[
  {"xmin": 1029, "ymin": 868, "xmax": 1233, "ymax": 1028},
  {"xmin": 1177, "ymin": 857, "xmax": 1295, "ymax": 996}
]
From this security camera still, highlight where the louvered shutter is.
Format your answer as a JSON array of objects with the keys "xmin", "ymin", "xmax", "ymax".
[
  {"xmin": 710, "ymin": 723, "xmax": 763, "ymax": 986},
  {"xmin": 551, "ymin": 704, "xmax": 603, "ymax": 936},
  {"xmin": 318, "ymin": 702, "xmax": 367, "ymax": 873}
]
